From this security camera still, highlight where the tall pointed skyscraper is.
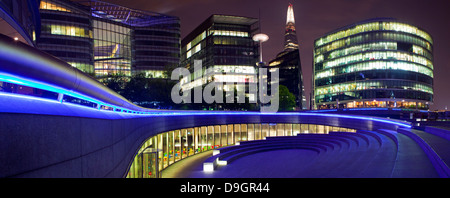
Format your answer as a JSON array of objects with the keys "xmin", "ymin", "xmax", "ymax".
[
  {"xmin": 284, "ymin": 3, "xmax": 299, "ymax": 51},
  {"xmin": 269, "ymin": 3, "xmax": 306, "ymax": 110}
]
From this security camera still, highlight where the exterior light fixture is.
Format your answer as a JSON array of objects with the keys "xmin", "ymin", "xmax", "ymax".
[
  {"xmin": 252, "ymin": 33, "xmax": 269, "ymax": 63},
  {"xmin": 252, "ymin": 33, "xmax": 269, "ymax": 42}
]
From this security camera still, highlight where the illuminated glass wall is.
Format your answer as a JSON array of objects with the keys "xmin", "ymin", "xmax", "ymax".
[
  {"xmin": 93, "ymin": 19, "xmax": 131, "ymax": 76},
  {"xmin": 126, "ymin": 123, "xmax": 356, "ymax": 178},
  {"xmin": 313, "ymin": 18, "xmax": 433, "ymax": 110}
]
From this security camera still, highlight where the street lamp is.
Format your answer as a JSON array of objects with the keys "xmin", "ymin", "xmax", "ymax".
[{"xmin": 252, "ymin": 33, "xmax": 269, "ymax": 63}]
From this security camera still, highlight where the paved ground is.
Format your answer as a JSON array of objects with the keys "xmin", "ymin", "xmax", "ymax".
[
  {"xmin": 190, "ymin": 149, "xmax": 320, "ymax": 178},
  {"xmin": 162, "ymin": 149, "xmax": 320, "ymax": 178}
]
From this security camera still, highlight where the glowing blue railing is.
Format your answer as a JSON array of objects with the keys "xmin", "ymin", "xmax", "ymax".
[{"xmin": 0, "ymin": 33, "xmax": 160, "ymax": 115}]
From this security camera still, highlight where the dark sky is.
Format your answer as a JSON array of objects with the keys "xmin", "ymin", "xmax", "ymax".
[{"xmin": 81, "ymin": 0, "xmax": 450, "ymax": 110}]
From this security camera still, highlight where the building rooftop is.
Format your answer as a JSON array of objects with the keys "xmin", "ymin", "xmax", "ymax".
[
  {"xmin": 319, "ymin": 17, "xmax": 397, "ymax": 38},
  {"xmin": 74, "ymin": 0, "xmax": 178, "ymax": 27},
  {"xmin": 211, "ymin": 15, "xmax": 258, "ymax": 26},
  {"xmin": 182, "ymin": 14, "xmax": 258, "ymax": 46}
]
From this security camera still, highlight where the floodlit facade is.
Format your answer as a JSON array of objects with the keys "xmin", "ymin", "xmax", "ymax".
[
  {"xmin": 268, "ymin": 3, "xmax": 306, "ymax": 110},
  {"xmin": 36, "ymin": 0, "xmax": 180, "ymax": 78},
  {"xmin": 313, "ymin": 18, "xmax": 433, "ymax": 110},
  {"xmin": 180, "ymin": 15, "xmax": 260, "ymax": 109}
]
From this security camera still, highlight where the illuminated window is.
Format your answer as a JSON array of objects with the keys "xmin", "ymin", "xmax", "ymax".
[
  {"xmin": 186, "ymin": 50, "xmax": 192, "ymax": 59},
  {"xmin": 194, "ymin": 44, "xmax": 201, "ymax": 53},
  {"xmin": 319, "ymin": 51, "xmax": 433, "ymax": 70},
  {"xmin": 186, "ymin": 31, "xmax": 206, "ymax": 51},
  {"xmin": 315, "ymin": 61, "xmax": 433, "ymax": 80},
  {"xmin": 49, "ymin": 25, "xmax": 91, "ymax": 38},
  {"xmin": 211, "ymin": 30, "xmax": 249, "ymax": 37},
  {"xmin": 315, "ymin": 80, "xmax": 433, "ymax": 96},
  {"xmin": 40, "ymin": 1, "xmax": 72, "ymax": 12},
  {"xmin": 211, "ymin": 65, "xmax": 256, "ymax": 74}
]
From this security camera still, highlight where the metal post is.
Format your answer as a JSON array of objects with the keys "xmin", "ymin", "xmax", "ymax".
[{"xmin": 57, "ymin": 93, "xmax": 64, "ymax": 103}]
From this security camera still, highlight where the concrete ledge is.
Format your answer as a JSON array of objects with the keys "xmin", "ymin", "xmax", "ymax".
[
  {"xmin": 425, "ymin": 126, "xmax": 450, "ymax": 141},
  {"xmin": 376, "ymin": 129, "xmax": 399, "ymax": 148},
  {"xmin": 397, "ymin": 128, "xmax": 450, "ymax": 178}
]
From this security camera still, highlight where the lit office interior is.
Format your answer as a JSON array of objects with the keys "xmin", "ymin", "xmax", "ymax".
[{"xmin": 126, "ymin": 123, "xmax": 356, "ymax": 178}]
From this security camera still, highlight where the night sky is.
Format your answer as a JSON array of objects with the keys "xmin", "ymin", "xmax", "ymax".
[{"xmin": 34, "ymin": 0, "xmax": 450, "ymax": 110}]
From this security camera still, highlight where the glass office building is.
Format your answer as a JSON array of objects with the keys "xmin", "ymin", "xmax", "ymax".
[
  {"xmin": 36, "ymin": 0, "xmax": 180, "ymax": 78},
  {"xmin": 180, "ymin": 15, "xmax": 260, "ymax": 110},
  {"xmin": 313, "ymin": 18, "xmax": 433, "ymax": 110}
]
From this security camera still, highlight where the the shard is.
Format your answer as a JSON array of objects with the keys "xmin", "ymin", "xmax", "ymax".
[
  {"xmin": 269, "ymin": 3, "xmax": 306, "ymax": 110},
  {"xmin": 284, "ymin": 3, "xmax": 299, "ymax": 51}
]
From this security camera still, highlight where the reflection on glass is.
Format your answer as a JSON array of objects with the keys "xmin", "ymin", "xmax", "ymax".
[
  {"xmin": 261, "ymin": 124, "xmax": 268, "ymax": 139},
  {"xmin": 214, "ymin": 125, "xmax": 220, "ymax": 148},
  {"xmin": 93, "ymin": 20, "xmax": 131, "ymax": 77},
  {"xmin": 221, "ymin": 125, "xmax": 227, "ymax": 147},
  {"xmin": 241, "ymin": 124, "xmax": 248, "ymax": 141},
  {"xmin": 174, "ymin": 130, "xmax": 181, "ymax": 162},
  {"xmin": 181, "ymin": 129, "xmax": 187, "ymax": 159},
  {"xmin": 207, "ymin": 126, "xmax": 214, "ymax": 150},
  {"xmin": 247, "ymin": 124, "xmax": 254, "ymax": 141}
]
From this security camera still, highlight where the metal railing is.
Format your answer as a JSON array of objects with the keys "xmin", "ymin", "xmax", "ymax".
[{"xmin": 0, "ymin": 33, "xmax": 156, "ymax": 114}]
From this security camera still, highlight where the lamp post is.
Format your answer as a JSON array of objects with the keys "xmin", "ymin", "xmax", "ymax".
[{"xmin": 252, "ymin": 33, "xmax": 269, "ymax": 63}]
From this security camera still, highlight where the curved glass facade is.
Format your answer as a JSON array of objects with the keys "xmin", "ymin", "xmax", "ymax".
[
  {"xmin": 38, "ymin": 0, "xmax": 94, "ymax": 75},
  {"xmin": 313, "ymin": 18, "xmax": 433, "ymax": 110},
  {"xmin": 126, "ymin": 123, "xmax": 356, "ymax": 178}
]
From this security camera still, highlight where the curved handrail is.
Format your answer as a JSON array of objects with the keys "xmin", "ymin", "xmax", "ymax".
[{"xmin": 0, "ymin": 34, "xmax": 147, "ymax": 112}]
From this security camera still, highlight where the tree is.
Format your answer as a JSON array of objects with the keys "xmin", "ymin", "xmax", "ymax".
[
  {"xmin": 102, "ymin": 73, "xmax": 181, "ymax": 109},
  {"xmin": 102, "ymin": 74, "xmax": 128, "ymax": 96},
  {"xmin": 278, "ymin": 85, "xmax": 296, "ymax": 111}
]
